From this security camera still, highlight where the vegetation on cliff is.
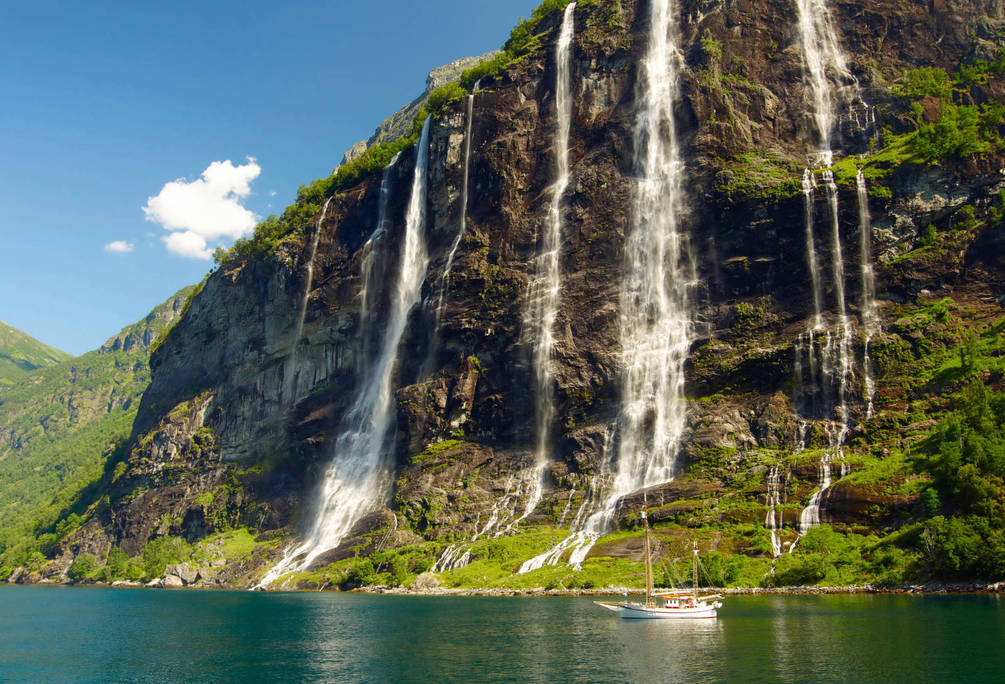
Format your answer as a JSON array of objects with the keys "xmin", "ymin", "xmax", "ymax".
[
  {"xmin": 0, "ymin": 321, "xmax": 70, "ymax": 387},
  {"xmin": 0, "ymin": 289, "xmax": 193, "ymax": 577}
]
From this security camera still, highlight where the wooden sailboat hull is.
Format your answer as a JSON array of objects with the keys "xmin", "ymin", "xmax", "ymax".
[{"xmin": 595, "ymin": 600, "xmax": 720, "ymax": 619}]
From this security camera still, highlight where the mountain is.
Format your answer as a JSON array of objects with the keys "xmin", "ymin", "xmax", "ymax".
[
  {"xmin": 338, "ymin": 51, "xmax": 501, "ymax": 167},
  {"xmin": 0, "ymin": 288, "xmax": 194, "ymax": 573},
  {"xmin": 0, "ymin": 321, "xmax": 71, "ymax": 387},
  {"xmin": 8, "ymin": 0, "xmax": 1004, "ymax": 590}
]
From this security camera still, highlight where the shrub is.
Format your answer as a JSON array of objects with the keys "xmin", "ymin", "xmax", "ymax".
[
  {"xmin": 67, "ymin": 553, "xmax": 99, "ymax": 582},
  {"xmin": 141, "ymin": 536, "xmax": 191, "ymax": 581}
]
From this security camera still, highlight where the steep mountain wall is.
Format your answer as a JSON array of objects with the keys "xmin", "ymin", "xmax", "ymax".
[{"xmin": 24, "ymin": 0, "xmax": 1003, "ymax": 589}]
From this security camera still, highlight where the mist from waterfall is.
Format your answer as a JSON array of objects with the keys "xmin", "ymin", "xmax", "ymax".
[
  {"xmin": 521, "ymin": 0, "xmax": 691, "ymax": 572},
  {"xmin": 258, "ymin": 119, "xmax": 432, "ymax": 587}
]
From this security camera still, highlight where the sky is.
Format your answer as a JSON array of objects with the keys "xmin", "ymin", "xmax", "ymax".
[{"xmin": 0, "ymin": 0, "xmax": 538, "ymax": 356}]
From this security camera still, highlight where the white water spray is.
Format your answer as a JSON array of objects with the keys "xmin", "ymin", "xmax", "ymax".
[
  {"xmin": 521, "ymin": 0, "xmax": 691, "ymax": 571},
  {"xmin": 795, "ymin": 0, "xmax": 853, "ymax": 164},
  {"xmin": 520, "ymin": 0, "xmax": 577, "ymax": 526},
  {"xmin": 792, "ymin": 0, "xmax": 857, "ymax": 536},
  {"xmin": 258, "ymin": 119, "xmax": 432, "ymax": 587},
  {"xmin": 765, "ymin": 465, "xmax": 783, "ymax": 557},
  {"xmin": 856, "ymin": 170, "xmax": 879, "ymax": 417},
  {"xmin": 436, "ymin": 93, "xmax": 475, "ymax": 321}
]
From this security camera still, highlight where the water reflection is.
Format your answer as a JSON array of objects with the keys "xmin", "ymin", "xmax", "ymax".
[{"xmin": 1, "ymin": 587, "xmax": 1003, "ymax": 683}]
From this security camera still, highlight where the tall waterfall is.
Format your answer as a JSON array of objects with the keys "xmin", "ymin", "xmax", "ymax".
[
  {"xmin": 258, "ymin": 119, "xmax": 432, "ymax": 587},
  {"xmin": 283, "ymin": 196, "xmax": 333, "ymax": 407},
  {"xmin": 792, "ymin": 0, "xmax": 857, "ymax": 536},
  {"xmin": 857, "ymin": 170, "xmax": 879, "ymax": 417},
  {"xmin": 521, "ymin": 0, "xmax": 690, "ymax": 572},
  {"xmin": 519, "ymin": 0, "xmax": 577, "ymax": 527},
  {"xmin": 436, "ymin": 93, "xmax": 475, "ymax": 322},
  {"xmin": 795, "ymin": 0, "xmax": 852, "ymax": 165},
  {"xmin": 358, "ymin": 154, "xmax": 401, "ymax": 369}
]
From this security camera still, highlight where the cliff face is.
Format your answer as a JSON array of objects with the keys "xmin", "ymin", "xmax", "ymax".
[{"xmin": 54, "ymin": 0, "xmax": 1004, "ymax": 588}]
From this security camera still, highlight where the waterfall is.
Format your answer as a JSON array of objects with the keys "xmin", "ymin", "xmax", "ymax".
[
  {"xmin": 435, "ymin": 93, "xmax": 475, "ymax": 323},
  {"xmin": 802, "ymin": 171, "xmax": 824, "ymax": 329},
  {"xmin": 795, "ymin": 0, "xmax": 852, "ymax": 165},
  {"xmin": 359, "ymin": 154, "xmax": 402, "ymax": 363},
  {"xmin": 432, "ymin": 9, "xmax": 578, "ymax": 575},
  {"xmin": 521, "ymin": 0, "xmax": 690, "ymax": 572},
  {"xmin": 765, "ymin": 465, "xmax": 783, "ymax": 557},
  {"xmin": 792, "ymin": 0, "xmax": 856, "ymax": 536},
  {"xmin": 857, "ymin": 170, "xmax": 879, "ymax": 417},
  {"xmin": 519, "ymin": 0, "xmax": 577, "ymax": 527},
  {"xmin": 283, "ymin": 196, "xmax": 333, "ymax": 407},
  {"xmin": 258, "ymin": 119, "xmax": 432, "ymax": 587}
]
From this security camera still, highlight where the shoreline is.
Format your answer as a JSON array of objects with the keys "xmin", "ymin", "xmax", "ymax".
[
  {"xmin": 5, "ymin": 578, "xmax": 1003, "ymax": 596},
  {"xmin": 356, "ymin": 582, "xmax": 1005, "ymax": 597}
]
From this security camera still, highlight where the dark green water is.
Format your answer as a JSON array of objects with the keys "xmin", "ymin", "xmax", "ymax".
[{"xmin": 1, "ymin": 586, "xmax": 1002, "ymax": 683}]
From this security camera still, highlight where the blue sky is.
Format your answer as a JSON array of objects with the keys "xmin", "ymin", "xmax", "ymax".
[{"xmin": 1, "ymin": 0, "xmax": 538, "ymax": 355}]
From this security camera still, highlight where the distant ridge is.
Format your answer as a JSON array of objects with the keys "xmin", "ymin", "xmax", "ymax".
[{"xmin": 0, "ymin": 320, "xmax": 72, "ymax": 386}]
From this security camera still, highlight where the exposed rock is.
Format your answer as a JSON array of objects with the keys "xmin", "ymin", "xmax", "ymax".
[
  {"xmin": 162, "ymin": 574, "xmax": 184, "ymax": 588},
  {"xmin": 165, "ymin": 562, "xmax": 197, "ymax": 585},
  {"xmin": 411, "ymin": 572, "xmax": 442, "ymax": 590},
  {"xmin": 55, "ymin": 0, "xmax": 1005, "ymax": 588}
]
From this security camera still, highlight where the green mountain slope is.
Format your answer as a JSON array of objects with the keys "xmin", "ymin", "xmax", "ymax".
[
  {"xmin": 0, "ymin": 321, "xmax": 72, "ymax": 387},
  {"xmin": 0, "ymin": 288, "xmax": 194, "ymax": 566}
]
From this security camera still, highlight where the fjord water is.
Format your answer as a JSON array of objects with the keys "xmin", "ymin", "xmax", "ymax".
[{"xmin": 3, "ymin": 587, "xmax": 1002, "ymax": 683}]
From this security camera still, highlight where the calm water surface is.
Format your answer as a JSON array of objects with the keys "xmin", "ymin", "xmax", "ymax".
[{"xmin": 0, "ymin": 586, "xmax": 1002, "ymax": 682}]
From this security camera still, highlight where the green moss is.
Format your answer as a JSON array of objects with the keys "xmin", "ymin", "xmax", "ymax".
[
  {"xmin": 410, "ymin": 439, "xmax": 465, "ymax": 464},
  {"xmin": 714, "ymin": 152, "xmax": 802, "ymax": 206}
]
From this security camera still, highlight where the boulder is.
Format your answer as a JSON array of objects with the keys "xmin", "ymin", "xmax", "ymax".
[
  {"xmin": 411, "ymin": 572, "xmax": 442, "ymax": 591},
  {"xmin": 165, "ymin": 562, "xmax": 197, "ymax": 585},
  {"xmin": 162, "ymin": 574, "xmax": 184, "ymax": 588}
]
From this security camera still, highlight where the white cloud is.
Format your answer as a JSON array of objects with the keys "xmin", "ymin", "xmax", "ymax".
[
  {"xmin": 143, "ymin": 157, "xmax": 261, "ymax": 259},
  {"xmin": 104, "ymin": 240, "xmax": 134, "ymax": 253},
  {"xmin": 163, "ymin": 231, "xmax": 212, "ymax": 260}
]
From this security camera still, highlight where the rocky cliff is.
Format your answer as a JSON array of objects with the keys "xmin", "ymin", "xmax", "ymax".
[{"xmin": 19, "ymin": 0, "xmax": 1004, "ymax": 590}]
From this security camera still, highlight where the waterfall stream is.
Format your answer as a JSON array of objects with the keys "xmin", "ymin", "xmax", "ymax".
[
  {"xmin": 521, "ymin": 0, "xmax": 691, "ymax": 572},
  {"xmin": 258, "ymin": 119, "xmax": 432, "ymax": 587},
  {"xmin": 435, "ymin": 93, "xmax": 475, "ymax": 322},
  {"xmin": 857, "ymin": 170, "xmax": 879, "ymax": 417},
  {"xmin": 519, "ymin": 0, "xmax": 577, "ymax": 528},
  {"xmin": 792, "ymin": 0, "xmax": 859, "ymax": 538},
  {"xmin": 282, "ymin": 196, "xmax": 334, "ymax": 407}
]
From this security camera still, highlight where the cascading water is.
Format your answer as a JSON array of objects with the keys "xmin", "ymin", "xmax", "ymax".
[
  {"xmin": 765, "ymin": 465, "xmax": 783, "ymax": 557},
  {"xmin": 435, "ymin": 93, "xmax": 474, "ymax": 322},
  {"xmin": 257, "ymin": 119, "xmax": 432, "ymax": 588},
  {"xmin": 433, "ymin": 9, "xmax": 577, "ymax": 574},
  {"xmin": 359, "ymin": 154, "xmax": 402, "ymax": 361},
  {"xmin": 519, "ymin": 0, "xmax": 576, "ymax": 526},
  {"xmin": 791, "ymin": 0, "xmax": 858, "ymax": 536},
  {"xmin": 857, "ymin": 170, "xmax": 879, "ymax": 417},
  {"xmin": 802, "ymin": 170, "xmax": 824, "ymax": 329},
  {"xmin": 521, "ymin": 0, "xmax": 691, "ymax": 572},
  {"xmin": 282, "ymin": 196, "xmax": 334, "ymax": 407},
  {"xmin": 795, "ymin": 0, "xmax": 853, "ymax": 166}
]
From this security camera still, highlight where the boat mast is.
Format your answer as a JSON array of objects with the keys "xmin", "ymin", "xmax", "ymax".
[
  {"xmin": 643, "ymin": 502, "xmax": 653, "ymax": 606},
  {"xmin": 692, "ymin": 540, "xmax": 698, "ymax": 601}
]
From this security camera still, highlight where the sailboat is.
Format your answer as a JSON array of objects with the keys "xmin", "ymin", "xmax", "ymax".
[{"xmin": 595, "ymin": 505, "xmax": 723, "ymax": 619}]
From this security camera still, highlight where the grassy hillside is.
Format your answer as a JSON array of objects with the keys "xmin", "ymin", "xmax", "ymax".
[
  {"xmin": 0, "ymin": 321, "xmax": 71, "ymax": 387},
  {"xmin": 0, "ymin": 288, "xmax": 194, "ymax": 570}
]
